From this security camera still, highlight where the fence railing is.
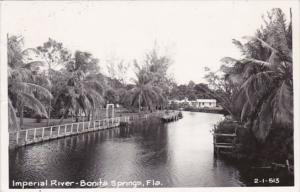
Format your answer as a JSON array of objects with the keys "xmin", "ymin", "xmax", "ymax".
[{"xmin": 9, "ymin": 111, "xmax": 162, "ymax": 148}]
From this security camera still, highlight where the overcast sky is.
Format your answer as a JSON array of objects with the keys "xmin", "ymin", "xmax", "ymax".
[{"xmin": 2, "ymin": 1, "xmax": 292, "ymax": 84}]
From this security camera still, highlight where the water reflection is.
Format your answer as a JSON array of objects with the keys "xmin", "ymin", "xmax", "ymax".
[{"xmin": 10, "ymin": 112, "xmax": 247, "ymax": 188}]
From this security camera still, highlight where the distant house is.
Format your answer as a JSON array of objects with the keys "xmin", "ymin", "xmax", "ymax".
[
  {"xmin": 169, "ymin": 97, "xmax": 190, "ymax": 105},
  {"xmin": 169, "ymin": 98, "xmax": 217, "ymax": 108},
  {"xmin": 191, "ymin": 99, "xmax": 217, "ymax": 108}
]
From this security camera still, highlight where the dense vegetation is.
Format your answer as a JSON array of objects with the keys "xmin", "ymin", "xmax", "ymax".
[
  {"xmin": 8, "ymin": 37, "xmax": 175, "ymax": 131},
  {"xmin": 208, "ymin": 8, "xmax": 293, "ymax": 165}
]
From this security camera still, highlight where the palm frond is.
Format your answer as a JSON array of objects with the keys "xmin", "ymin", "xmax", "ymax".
[
  {"xmin": 243, "ymin": 36, "xmax": 279, "ymax": 53},
  {"xmin": 251, "ymin": 94, "xmax": 274, "ymax": 141},
  {"xmin": 23, "ymin": 61, "xmax": 45, "ymax": 70},
  {"xmin": 8, "ymin": 99, "xmax": 19, "ymax": 131},
  {"xmin": 19, "ymin": 92, "xmax": 48, "ymax": 117},
  {"xmin": 14, "ymin": 82, "xmax": 53, "ymax": 99},
  {"xmin": 243, "ymin": 58, "xmax": 271, "ymax": 66},
  {"xmin": 220, "ymin": 57, "xmax": 239, "ymax": 65},
  {"xmin": 272, "ymin": 80, "xmax": 293, "ymax": 127},
  {"xmin": 240, "ymin": 101, "xmax": 251, "ymax": 122}
]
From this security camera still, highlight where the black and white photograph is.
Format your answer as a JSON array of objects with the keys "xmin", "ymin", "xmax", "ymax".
[{"xmin": 0, "ymin": 0, "xmax": 299, "ymax": 191}]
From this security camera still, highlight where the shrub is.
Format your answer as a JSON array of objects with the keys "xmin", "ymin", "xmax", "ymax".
[{"xmin": 214, "ymin": 119, "xmax": 294, "ymax": 165}]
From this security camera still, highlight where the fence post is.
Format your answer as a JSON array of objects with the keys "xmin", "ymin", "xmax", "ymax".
[
  {"xmin": 76, "ymin": 123, "xmax": 79, "ymax": 133},
  {"xmin": 16, "ymin": 132, "xmax": 19, "ymax": 145},
  {"xmin": 64, "ymin": 124, "xmax": 67, "ymax": 134},
  {"xmin": 93, "ymin": 121, "xmax": 95, "ymax": 130},
  {"xmin": 33, "ymin": 128, "xmax": 37, "ymax": 140},
  {"xmin": 82, "ymin": 122, "xmax": 85, "ymax": 132},
  {"xmin": 25, "ymin": 130, "xmax": 28, "ymax": 142},
  {"xmin": 42, "ymin": 127, "xmax": 45, "ymax": 139},
  {"xmin": 58, "ymin": 126, "xmax": 61, "ymax": 136},
  {"xmin": 50, "ymin": 126, "xmax": 53, "ymax": 137}
]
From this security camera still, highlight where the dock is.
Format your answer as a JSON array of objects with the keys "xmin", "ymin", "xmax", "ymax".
[
  {"xmin": 161, "ymin": 111, "xmax": 182, "ymax": 122},
  {"xmin": 213, "ymin": 132, "xmax": 237, "ymax": 155}
]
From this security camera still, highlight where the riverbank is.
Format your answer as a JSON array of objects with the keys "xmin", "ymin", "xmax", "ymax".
[
  {"xmin": 14, "ymin": 108, "xmax": 160, "ymax": 130},
  {"xmin": 184, "ymin": 108, "xmax": 226, "ymax": 114},
  {"xmin": 213, "ymin": 118, "xmax": 294, "ymax": 185},
  {"xmin": 9, "ymin": 110, "xmax": 182, "ymax": 149},
  {"xmin": 171, "ymin": 107, "xmax": 227, "ymax": 115}
]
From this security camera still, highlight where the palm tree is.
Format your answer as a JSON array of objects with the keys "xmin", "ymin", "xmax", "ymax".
[
  {"xmin": 8, "ymin": 35, "xmax": 53, "ymax": 130},
  {"xmin": 221, "ymin": 8, "xmax": 293, "ymax": 141},
  {"xmin": 124, "ymin": 63, "xmax": 166, "ymax": 112},
  {"xmin": 55, "ymin": 51, "xmax": 104, "ymax": 123}
]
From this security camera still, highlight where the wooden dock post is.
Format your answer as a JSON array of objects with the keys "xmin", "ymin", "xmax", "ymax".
[
  {"xmin": 25, "ymin": 130, "xmax": 28, "ymax": 142},
  {"xmin": 16, "ymin": 132, "xmax": 19, "ymax": 145},
  {"xmin": 33, "ymin": 128, "xmax": 37, "ymax": 140},
  {"xmin": 213, "ymin": 133, "xmax": 236, "ymax": 156},
  {"xmin": 286, "ymin": 160, "xmax": 291, "ymax": 173},
  {"xmin": 50, "ymin": 126, "xmax": 53, "ymax": 137},
  {"xmin": 42, "ymin": 127, "xmax": 45, "ymax": 139},
  {"xmin": 58, "ymin": 126, "xmax": 61, "ymax": 136}
]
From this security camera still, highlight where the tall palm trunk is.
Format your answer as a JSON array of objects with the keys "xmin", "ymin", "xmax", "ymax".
[
  {"xmin": 47, "ymin": 100, "xmax": 51, "ymax": 126},
  {"xmin": 88, "ymin": 110, "xmax": 91, "ymax": 121},
  {"xmin": 75, "ymin": 110, "xmax": 79, "ymax": 122},
  {"xmin": 138, "ymin": 94, "xmax": 141, "ymax": 113},
  {"xmin": 19, "ymin": 105, "xmax": 24, "ymax": 129}
]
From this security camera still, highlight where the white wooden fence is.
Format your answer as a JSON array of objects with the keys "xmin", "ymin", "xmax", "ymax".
[{"xmin": 9, "ymin": 112, "xmax": 157, "ymax": 148}]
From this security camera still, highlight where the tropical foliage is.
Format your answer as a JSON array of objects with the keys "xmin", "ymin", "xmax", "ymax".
[
  {"xmin": 8, "ymin": 36, "xmax": 52, "ymax": 130},
  {"xmin": 205, "ymin": 8, "xmax": 293, "ymax": 147},
  {"xmin": 54, "ymin": 51, "xmax": 104, "ymax": 123},
  {"xmin": 222, "ymin": 8, "xmax": 293, "ymax": 141},
  {"xmin": 8, "ymin": 35, "xmax": 173, "ymax": 129},
  {"xmin": 122, "ymin": 61, "xmax": 167, "ymax": 112}
]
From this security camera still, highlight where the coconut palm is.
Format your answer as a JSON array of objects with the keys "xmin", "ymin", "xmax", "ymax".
[
  {"xmin": 124, "ymin": 63, "xmax": 166, "ymax": 112},
  {"xmin": 55, "ymin": 51, "xmax": 104, "ymax": 123},
  {"xmin": 8, "ymin": 35, "xmax": 53, "ymax": 130},
  {"xmin": 221, "ymin": 8, "xmax": 293, "ymax": 141}
]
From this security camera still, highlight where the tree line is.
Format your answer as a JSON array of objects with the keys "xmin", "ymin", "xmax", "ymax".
[{"xmin": 8, "ymin": 37, "xmax": 176, "ymax": 131}]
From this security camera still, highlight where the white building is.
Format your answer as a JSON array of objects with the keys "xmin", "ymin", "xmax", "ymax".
[
  {"xmin": 191, "ymin": 99, "xmax": 217, "ymax": 108},
  {"xmin": 169, "ymin": 98, "xmax": 217, "ymax": 108},
  {"xmin": 169, "ymin": 97, "xmax": 190, "ymax": 105}
]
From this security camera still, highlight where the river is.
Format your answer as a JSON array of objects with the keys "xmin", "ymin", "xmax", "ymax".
[{"xmin": 10, "ymin": 111, "xmax": 249, "ymax": 188}]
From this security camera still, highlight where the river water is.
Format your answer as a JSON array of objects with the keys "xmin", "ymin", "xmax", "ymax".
[{"xmin": 9, "ymin": 112, "xmax": 249, "ymax": 188}]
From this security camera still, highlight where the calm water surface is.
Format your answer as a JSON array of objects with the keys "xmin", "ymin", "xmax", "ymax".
[{"xmin": 10, "ymin": 112, "xmax": 248, "ymax": 188}]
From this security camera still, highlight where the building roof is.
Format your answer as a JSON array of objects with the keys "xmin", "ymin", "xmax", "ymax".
[{"xmin": 195, "ymin": 99, "xmax": 216, "ymax": 102}]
